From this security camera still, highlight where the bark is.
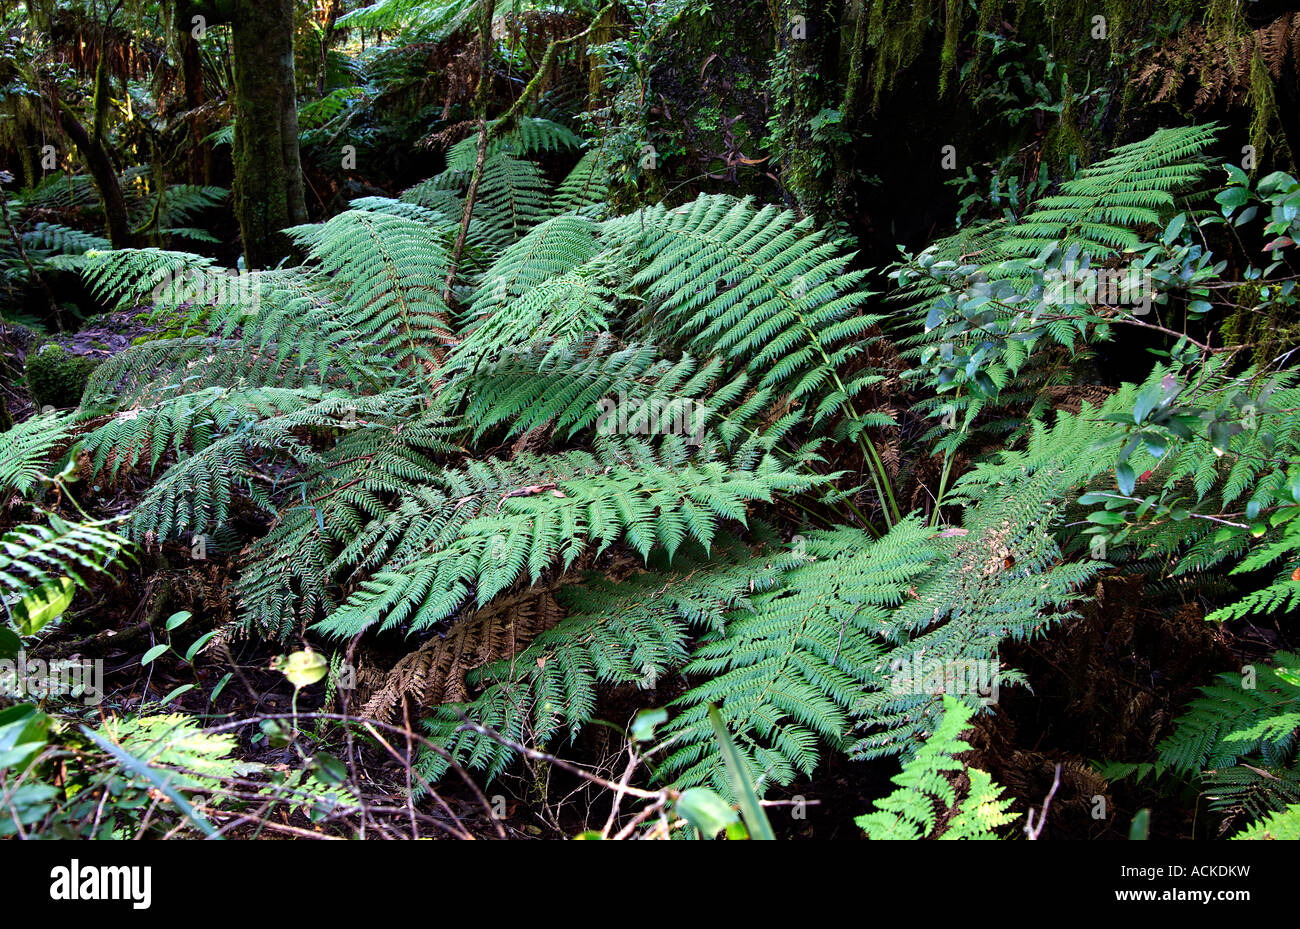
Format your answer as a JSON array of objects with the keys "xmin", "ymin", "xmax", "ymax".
[
  {"xmin": 230, "ymin": 0, "xmax": 307, "ymax": 269},
  {"xmin": 175, "ymin": 0, "xmax": 211, "ymax": 185},
  {"xmin": 833, "ymin": 2, "xmax": 869, "ymax": 221},
  {"xmin": 443, "ymin": 0, "xmax": 496, "ymax": 304},
  {"xmin": 774, "ymin": 0, "xmax": 836, "ymax": 221},
  {"xmin": 54, "ymin": 102, "xmax": 134, "ymax": 248},
  {"xmin": 318, "ymin": 0, "xmax": 342, "ymax": 96}
]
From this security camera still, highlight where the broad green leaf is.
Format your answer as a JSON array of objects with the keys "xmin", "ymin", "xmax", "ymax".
[
  {"xmin": 271, "ymin": 649, "xmax": 329, "ymax": 689},
  {"xmin": 631, "ymin": 708, "xmax": 668, "ymax": 742},
  {"xmin": 14, "ymin": 577, "xmax": 76, "ymax": 636},
  {"xmin": 675, "ymin": 787, "xmax": 738, "ymax": 839}
]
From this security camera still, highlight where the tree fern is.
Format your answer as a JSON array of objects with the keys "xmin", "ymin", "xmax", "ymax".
[
  {"xmin": 659, "ymin": 519, "xmax": 937, "ymax": 792},
  {"xmin": 551, "ymin": 150, "xmax": 610, "ymax": 217},
  {"xmin": 415, "ymin": 474, "xmax": 1094, "ymax": 795},
  {"xmin": 1157, "ymin": 653, "xmax": 1300, "ymax": 812},
  {"xmin": 471, "ymin": 153, "xmax": 552, "ymax": 245},
  {"xmin": 315, "ymin": 447, "xmax": 813, "ymax": 637},
  {"xmin": 441, "ymin": 116, "xmax": 582, "ymax": 179},
  {"xmin": 1232, "ymin": 804, "xmax": 1300, "ymax": 840},
  {"xmin": 285, "ymin": 209, "xmax": 455, "ymax": 373},
  {"xmin": 603, "ymin": 194, "xmax": 898, "ymax": 520},
  {"xmin": 417, "ymin": 529, "xmax": 787, "ymax": 782}
]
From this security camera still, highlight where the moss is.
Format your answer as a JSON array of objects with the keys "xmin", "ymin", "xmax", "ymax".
[
  {"xmin": 1220, "ymin": 283, "xmax": 1300, "ymax": 367},
  {"xmin": 25, "ymin": 344, "xmax": 99, "ymax": 410},
  {"xmin": 1044, "ymin": 89, "xmax": 1092, "ymax": 169}
]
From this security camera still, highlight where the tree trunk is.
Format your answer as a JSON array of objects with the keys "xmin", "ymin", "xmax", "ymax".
[
  {"xmin": 175, "ymin": 0, "xmax": 211, "ymax": 185},
  {"xmin": 443, "ymin": 0, "xmax": 495, "ymax": 304},
  {"xmin": 55, "ymin": 103, "xmax": 134, "ymax": 248},
  {"xmin": 318, "ymin": 0, "xmax": 342, "ymax": 95},
  {"xmin": 230, "ymin": 0, "xmax": 307, "ymax": 269}
]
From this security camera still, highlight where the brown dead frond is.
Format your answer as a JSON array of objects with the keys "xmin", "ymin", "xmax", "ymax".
[
  {"xmin": 1133, "ymin": 13, "xmax": 1300, "ymax": 110},
  {"xmin": 358, "ymin": 581, "xmax": 567, "ymax": 722}
]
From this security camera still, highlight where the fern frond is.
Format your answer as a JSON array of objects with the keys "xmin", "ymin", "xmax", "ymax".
[
  {"xmin": 999, "ymin": 124, "xmax": 1218, "ymax": 257},
  {"xmin": 1232, "ymin": 803, "xmax": 1300, "ymax": 839},
  {"xmin": 551, "ymin": 151, "xmax": 610, "ymax": 217},
  {"xmin": 286, "ymin": 209, "xmax": 455, "ymax": 373},
  {"xmin": 463, "ymin": 213, "xmax": 601, "ymax": 325},
  {"xmin": 661, "ymin": 519, "xmax": 937, "ymax": 793},
  {"xmin": 1158, "ymin": 653, "xmax": 1300, "ymax": 775},
  {"xmin": 0, "ymin": 410, "xmax": 78, "ymax": 497},
  {"xmin": 417, "ymin": 530, "xmax": 784, "ymax": 782},
  {"xmin": 0, "ymin": 514, "xmax": 132, "ymax": 595},
  {"xmin": 21, "ymin": 223, "xmax": 110, "ymax": 255},
  {"xmin": 855, "ymin": 695, "xmax": 1017, "ymax": 839},
  {"xmin": 471, "ymin": 153, "xmax": 552, "ymax": 245},
  {"xmin": 442, "ymin": 116, "xmax": 582, "ymax": 179},
  {"xmin": 315, "ymin": 450, "xmax": 811, "ymax": 637}
]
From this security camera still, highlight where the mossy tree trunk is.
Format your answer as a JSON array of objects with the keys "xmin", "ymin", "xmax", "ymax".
[
  {"xmin": 833, "ymin": 1, "xmax": 869, "ymax": 223},
  {"xmin": 54, "ymin": 102, "xmax": 134, "ymax": 248},
  {"xmin": 47, "ymin": 3, "xmax": 135, "ymax": 248},
  {"xmin": 772, "ymin": 0, "xmax": 838, "ymax": 223},
  {"xmin": 230, "ymin": 0, "xmax": 307, "ymax": 268}
]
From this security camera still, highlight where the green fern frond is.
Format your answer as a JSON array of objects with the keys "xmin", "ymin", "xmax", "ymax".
[
  {"xmin": 1232, "ymin": 803, "xmax": 1300, "ymax": 839},
  {"xmin": 552, "ymin": 151, "xmax": 610, "ymax": 217},
  {"xmin": 1158, "ymin": 653, "xmax": 1300, "ymax": 776},
  {"xmin": 418, "ymin": 529, "xmax": 785, "ymax": 782},
  {"xmin": 471, "ymin": 153, "xmax": 552, "ymax": 245},
  {"xmin": 606, "ymin": 195, "xmax": 883, "ymax": 411},
  {"xmin": 460, "ymin": 213, "xmax": 601, "ymax": 327},
  {"xmin": 126, "ymin": 390, "xmax": 411, "ymax": 540},
  {"xmin": 155, "ymin": 185, "xmax": 228, "ymax": 227},
  {"xmin": 999, "ymin": 124, "xmax": 1218, "ymax": 257},
  {"xmin": 21, "ymin": 223, "xmax": 110, "ymax": 255},
  {"xmin": 442, "ymin": 116, "xmax": 582, "ymax": 179},
  {"xmin": 286, "ymin": 209, "xmax": 455, "ymax": 373},
  {"xmin": 855, "ymin": 695, "xmax": 1017, "ymax": 839},
  {"xmin": 79, "ymin": 247, "xmax": 220, "ymax": 310},
  {"xmin": 0, "ymin": 514, "xmax": 132, "ymax": 596},
  {"xmin": 0, "ymin": 410, "xmax": 78, "ymax": 497},
  {"xmin": 449, "ymin": 269, "xmax": 615, "ymax": 373},
  {"xmin": 660, "ymin": 519, "xmax": 937, "ymax": 793},
  {"xmin": 316, "ymin": 450, "xmax": 812, "ymax": 637}
]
